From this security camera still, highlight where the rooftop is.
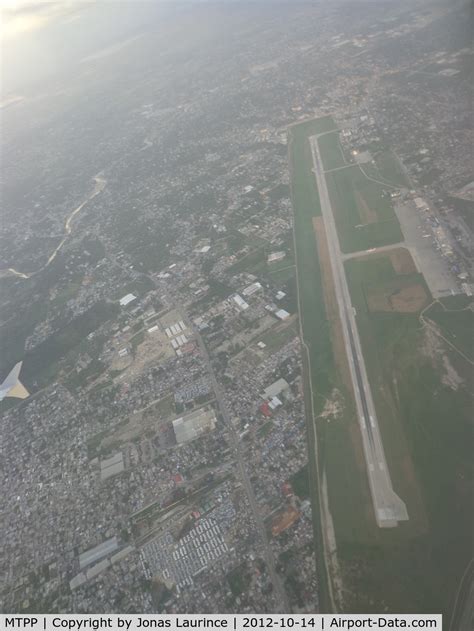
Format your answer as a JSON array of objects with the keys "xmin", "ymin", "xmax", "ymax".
[{"xmin": 172, "ymin": 408, "xmax": 217, "ymax": 444}]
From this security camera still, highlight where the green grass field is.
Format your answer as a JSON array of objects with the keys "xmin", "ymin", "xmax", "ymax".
[
  {"xmin": 258, "ymin": 320, "xmax": 298, "ymax": 352},
  {"xmin": 130, "ymin": 329, "xmax": 145, "ymax": 352},
  {"xmin": 267, "ymin": 265, "xmax": 296, "ymax": 286},
  {"xmin": 290, "ymin": 115, "xmax": 338, "ymax": 138},
  {"xmin": 289, "ymin": 116, "xmax": 377, "ymax": 611},
  {"xmin": 290, "ymin": 124, "xmax": 333, "ymax": 398},
  {"xmin": 226, "ymin": 247, "xmax": 267, "ymax": 275},
  {"xmin": 266, "ymin": 254, "xmax": 296, "ymax": 286},
  {"xmin": 357, "ymin": 151, "xmax": 410, "ymax": 190},
  {"xmin": 318, "ymin": 132, "xmax": 347, "ymax": 171},
  {"xmin": 289, "ymin": 116, "xmax": 472, "ymax": 617},
  {"xmin": 425, "ymin": 299, "xmax": 474, "ymax": 361},
  {"xmin": 146, "ymin": 393, "xmax": 175, "ymax": 420},
  {"xmin": 343, "ymin": 253, "xmax": 472, "ymax": 615},
  {"xmin": 325, "ymin": 165, "xmax": 403, "ymax": 253},
  {"xmin": 257, "ymin": 420, "xmax": 274, "ymax": 438},
  {"xmin": 290, "ymin": 465, "xmax": 310, "ymax": 499},
  {"xmin": 373, "ymin": 150, "xmax": 411, "ymax": 188},
  {"xmin": 344, "ymin": 256, "xmax": 430, "ymax": 530}
]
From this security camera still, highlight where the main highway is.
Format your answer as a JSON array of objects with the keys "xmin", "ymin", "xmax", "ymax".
[
  {"xmin": 309, "ymin": 135, "xmax": 408, "ymax": 528},
  {"xmin": 181, "ymin": 308, "xmax": 290, "ymax": 612}
]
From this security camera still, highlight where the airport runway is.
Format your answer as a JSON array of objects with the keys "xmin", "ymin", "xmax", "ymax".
[{"xmin": 309, "ymin": 135, "xmax": 408, "ymax": 528}]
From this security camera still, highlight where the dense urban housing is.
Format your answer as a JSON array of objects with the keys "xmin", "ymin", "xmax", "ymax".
[{"xmin": 0, "ymin": 0, "xmax": 472, "ymax": 625}]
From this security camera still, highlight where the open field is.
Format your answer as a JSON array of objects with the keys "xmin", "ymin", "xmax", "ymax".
[
  {"xmin": 317, "ymin": 131, "xmax": 346, "ymax": 171},
  {"xmin": 388, "ymin": 247, "xmax": 417, "ymax": 274},
  {"xmin": 343, "ymin": 251, "xmax": 472, "ymax": 615},
  {"xmin": 289, "ymin": 116, "xmax": 339, "ymax": 397},
  {"xmin": 424, "ymin": 299, "xmax": 474, "ymax": 362},
  {"xmin": 267, "ymin": 265, "xmax": 295, "ymax": 286},
  {"xmin": 366, "ymin": 274, "xmax": 429, "ymax": 313},
  {"xmin": 289, "ymin": 116, "xmax": 381, "ymax": 610},
  {"xmin": 345, "ymin": 251, "xmax": 429, "ymax": 533},
  {"xmin": 289, "ymin": 116, "xmax": 473, "ymax": 618},
  {"xmin": 312, "ymin": 217, "xmax": 352, "ymax": 393},
  {"xmin": 289, "ymin": 116, "xmax": 341, "ymax": 612},
  {"xmin": 266, "ymin": 254, "xmax": 296, "ymax": 286},
  {"xmin": 257, "ymin": 318, "xmax": 298, "ymax": 352},
  {"xmin": 311, "ymin": 215, "xmax": 379, "ymax": 544},
  {"xmin": 289, "ymin": 115, "xmax": 338, "ymax": 137},
  {"xmin": 22, "ymin": 300, "xmax": 118, "ymax": 389},
  {"xmin": 226, "ymin": 244, "xmax": 295, "ymax": 286},
  {"xmin": 290, "ymin": 465, "xmax": 310, "ymax": 499},
  {"xmin": 359, "ymin": 150, "xmax": 411, "ymax": 189},
  {"xmin": 311, "ymin": 134, "xmax": 409, "ymax": 527},
  {"xmin": 225, "ymin": 247, "xmax": 267, "ymax": 275},
  {"xmin": 325, "ymin": 165, "xmax": 403, "ymax": 253},
  {"xmin": 372, "ymin": 150, "xmax": 411, "ymax": 189}
]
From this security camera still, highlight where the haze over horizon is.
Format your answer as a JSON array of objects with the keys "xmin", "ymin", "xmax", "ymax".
[{"xmin": 0, "ymin": 0, "xmax": 472, "ymax": 621}]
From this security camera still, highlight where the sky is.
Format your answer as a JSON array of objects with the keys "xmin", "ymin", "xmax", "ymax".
[
  {"xmin": 0, "ymin": 1, "xmax": 86, "ymax": 41},
  {"xmin": 0, "ymin": 0, "xmax": 336, "ymax": 94},
  {"xmin": 0, "ymin": 1, "xmax": 171, "ymax": 93},
  {"xmin": 1, "ymin": 1, "xmax": 93, "ymax": 92}
]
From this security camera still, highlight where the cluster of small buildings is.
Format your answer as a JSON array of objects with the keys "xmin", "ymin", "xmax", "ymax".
[
  {"xmin": 142, "ymin": 518, "xmax": 229, "ymax": 590},
  {"xmin": 1, "ymin": 0, "xmax": 471, "ymax": 617}
]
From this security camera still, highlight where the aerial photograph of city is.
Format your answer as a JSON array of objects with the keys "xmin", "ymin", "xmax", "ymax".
[{"xmin": 0, "ymin": 0, "xmax": 472, "ymax": 627}]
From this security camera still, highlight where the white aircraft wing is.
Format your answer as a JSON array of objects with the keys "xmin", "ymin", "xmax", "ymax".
[{"xmin": 0, "ymin": 362, "xmax": 29, "ymax": 402}]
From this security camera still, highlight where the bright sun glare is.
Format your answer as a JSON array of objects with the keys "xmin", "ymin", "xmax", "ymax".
[{"xmin": 0, "ymin": 0, "xmax": 52, "ymax": 41}]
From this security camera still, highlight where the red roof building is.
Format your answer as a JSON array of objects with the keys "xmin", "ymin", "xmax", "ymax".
[
  {"xmin": 173, "ymin": 473, "xmax": 184, "ymax": 485},
  {"xmin": 259, "ymin": 401, "xmax": 272, "ymax": 417}
]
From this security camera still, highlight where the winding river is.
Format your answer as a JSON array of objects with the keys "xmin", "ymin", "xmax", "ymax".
[{"xmin": 0, "ymin": 175, "xmax": 106, "ymax": 280}]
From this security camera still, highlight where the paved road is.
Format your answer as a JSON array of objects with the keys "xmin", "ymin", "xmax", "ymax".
[
  {"xmin": 182, "ymin": 310, "xmax": 290, "ymax": 612},
  {"xmin": 309, "ymin": 135, "xmax": 408, "ymax": 528},
  {"xmin": 341, "ymin": 242, "xmax": 406, "ymax": 261}
]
